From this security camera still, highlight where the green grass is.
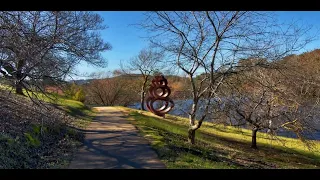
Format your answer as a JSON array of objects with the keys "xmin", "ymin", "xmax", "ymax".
[
  {"xmin": 0, "ymin": 84, "xmax": 94, "ymax": 128},
  {"xmin": 36, "ymin": 93, "xmax": 94, "ymax": 128},
  {"xmin": 117, "ymin": 106, "xmax": 320, "ymax": 169},
  {"xmin": 0, "ymin": 83, "xmax": 94, "ymax": 129}
]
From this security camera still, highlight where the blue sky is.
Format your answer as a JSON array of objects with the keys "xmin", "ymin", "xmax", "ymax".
[
  {"xmin": 73, "ymin": 11, "xmax": 148, "ymax": 79},
  {"xmin": 73, "ymin": 11, "xmax": 320, "ymax": 80}
]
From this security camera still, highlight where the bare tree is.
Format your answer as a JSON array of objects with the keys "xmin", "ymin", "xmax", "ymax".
[
  {"xmin": 121, "ymin": 48, "xmax": 163, "ymax": 110},
  {"xmin": 86, "ymin": 78, "xmax": 124, "ymax": 106},
  {"xmin": 278, "ymin": 50, "xmax": 320, "ymax": 101},
  {"xmin": 0, "ymin": 11, "xmax": 111, "ymax": 98},
  {"xmin": 220, "ymin": 60, "xmax": 319, "ymax": 149},
  {"xmin": 140, "ymin": 11, "xmax": 314, "ymax": 144},
  {"xmin": 85, "ymin": 71, "xmax": 140, "ymax": 106}
]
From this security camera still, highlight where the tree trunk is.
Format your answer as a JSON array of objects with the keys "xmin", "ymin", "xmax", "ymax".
[
  {"xmin": 15, "ymin": 60, "xmax": 25, "ymax": 96},
  {"xmin": 140, "ymin": 91, "xmax": 145, "ymax": 110},
  {"xmin": 188, "ymin": 128, "xmax": 196, "ymax": 144},
  {"xmin": 188, "ymin": 100, "xmax": 197, "ymax": 144},
  {"xmin": 15, "ymin": 81, "xmax": 24, "ymax": 95},
  {"xmin": 15, "ymin": 70, "xmax": 24, "ymax": 96},
  {"xmin": 251, "ymin": 127, "xmax": 258, "ymax": 149},
  {"xmin": 140, "ymin": 76, "xmax": 148, "ymax": 111}
]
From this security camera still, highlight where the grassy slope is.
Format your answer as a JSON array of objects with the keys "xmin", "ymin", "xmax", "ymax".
[
  {"xmin": 117, "ymin": 106, "xmax": 320, "ymax": 169},
  {"xmin": 0, "ymin": 84, "xmax": 94, "ymax": 168},
  {"xmin": 36, "ymin": 94, "xmax": 95, "ymax": 168},
  {"xmin": 0, "ymin": 84, "xmax": 94, "ymax": 124},
  {"xmin": 37, "ymin": 93, "xmax": 94, "ymax": 129}
]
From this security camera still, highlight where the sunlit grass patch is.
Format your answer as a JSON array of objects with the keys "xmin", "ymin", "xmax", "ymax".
[{"xmin": 118, "ymin": 106, "xmax": 320, "ymax": 169}]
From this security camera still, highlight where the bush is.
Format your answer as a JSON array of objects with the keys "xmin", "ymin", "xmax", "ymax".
[
  {"xmin": 64, "ymin": 83, "xmax": 86, "ymax": 102},
  {"xmin": 73, "ymin": 89, "xmax": 86, "ymax": 102}
]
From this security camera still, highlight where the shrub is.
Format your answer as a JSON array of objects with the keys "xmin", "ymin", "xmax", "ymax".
[
  {"xmin": 24, "ymin": 133, "xmax": 41, "ymax": 147},
  {"xmin": 73, "ymin": 89, "xmax": 86, "ymax": 102}
]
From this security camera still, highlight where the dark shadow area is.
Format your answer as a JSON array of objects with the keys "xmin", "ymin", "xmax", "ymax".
[
  {"xmin": 75, "ymin": 135, "xmax": 161, "ymax": 169},
  {"xmin": 53, "ymin": 104, "xmax": 92, "ymax": 119}
]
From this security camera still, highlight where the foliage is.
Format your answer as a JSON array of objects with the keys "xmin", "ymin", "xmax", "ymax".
[
  {"xmin": 73, "ymin": 88, "xmax": 86, "ymax": 103},
  {"xmin": 64, "ymin": 83, "xmax": 86, "ymax": 103},
  {"xmin": 64, "ymin": 83, "xmax": 78, "ymax": 98},
  {"xmin": 24, "ymin": 132, "xmax": 41, "ymax": 147}
]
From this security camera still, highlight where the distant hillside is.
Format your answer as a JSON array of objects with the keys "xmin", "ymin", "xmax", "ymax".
[
  {"xmin": 70, "ymin": 74, "xmax": 187, "ymax": 84},
  {"xmin": 69, "ymin": 79, "xmax": 95, "ymax": 85}
]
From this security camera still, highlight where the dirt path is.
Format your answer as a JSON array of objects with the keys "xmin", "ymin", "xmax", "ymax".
[{"xmin": 68, "ymin": 107, "xmax": 166, "ymax": 169}]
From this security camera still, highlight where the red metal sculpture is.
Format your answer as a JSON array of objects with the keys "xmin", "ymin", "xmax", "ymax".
[{"xmin": 146, "ymin": 75, "xmax": 174, "ymax": 117}]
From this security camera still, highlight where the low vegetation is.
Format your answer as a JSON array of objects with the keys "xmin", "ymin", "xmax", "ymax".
[
  {"xmin": 0, "ymin": 88, "xmax": 94, "ymax": 168},
  {"xmin": 118, "ymin": 107, "xmax": 320, "ymax": 169}
]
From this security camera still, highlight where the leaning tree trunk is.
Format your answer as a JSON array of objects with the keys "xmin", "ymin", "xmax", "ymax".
[{"xmin": 251, "ymin": 127, "xmax": 258, "ymax": 149}]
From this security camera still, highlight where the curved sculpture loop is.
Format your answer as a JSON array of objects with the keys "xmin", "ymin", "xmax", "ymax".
[{"xmin": 146, "ymin": 75, "xmax": 174, "ymax": 117}]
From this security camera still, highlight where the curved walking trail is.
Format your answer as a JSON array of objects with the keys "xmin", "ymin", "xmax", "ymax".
[{"xmin": 69, "ymin": 107, "xmax": 166, "ymax": 169}]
